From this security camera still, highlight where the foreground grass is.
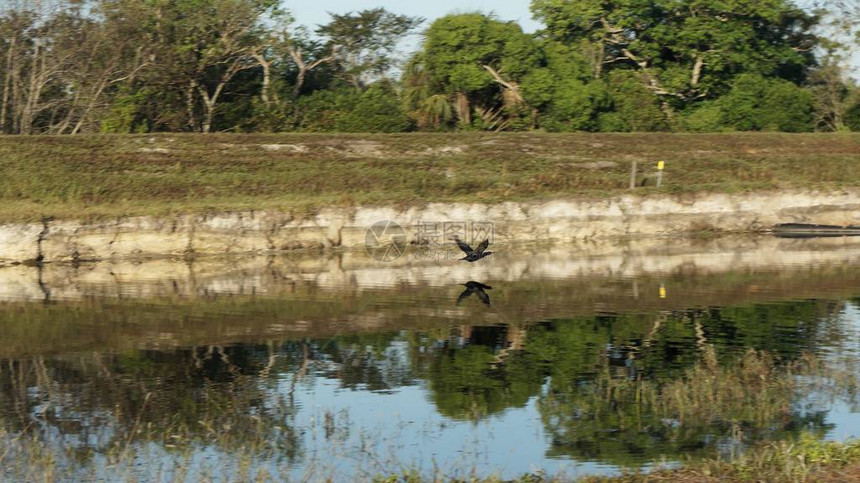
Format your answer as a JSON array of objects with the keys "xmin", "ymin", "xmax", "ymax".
[
  {"xmin": 577, "ymin": 436, "xmax": 860, "ymax": 482},
  {"xmin": 383, "ymin": 438, "xmax": 860, "ymax": 481},
  {"xmin": 1, "ymin": 132, "xmax": 858, "ymax": 222}
]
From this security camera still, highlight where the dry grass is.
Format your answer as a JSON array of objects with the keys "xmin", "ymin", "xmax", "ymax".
[
  {"xmin": 1, "ymin": 132, "xmax": 858, "ymax": 222},
  {"xmin": 579, "ymin": 436, "xmax": 860, "ymax": 482}
]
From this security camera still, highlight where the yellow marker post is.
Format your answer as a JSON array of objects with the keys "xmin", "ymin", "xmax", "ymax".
[
  {"xmin": 659, "ymin": 284, "xmax": 667, "ymax": 299},
  {"xmin": 656, "ymin": 160, "xmax": 665, "ymax": 187}
]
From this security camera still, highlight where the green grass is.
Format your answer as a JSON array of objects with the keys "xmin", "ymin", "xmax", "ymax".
[
  {"xmin": 578, "ymin": 436, "xmax": 860, "ymax": 482},
  {"xmin": 1, "ymin": 132, "xmax": 858, "ymax": 222}
]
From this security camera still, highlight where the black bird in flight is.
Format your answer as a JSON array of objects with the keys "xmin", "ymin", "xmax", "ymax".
[
  {"xmin": 456, "ymin": 281, "xmax": 492, "ymax": 306},
  {"xmin": 454, "ymin": 236, "xmax": 492, "ymax": 262}
]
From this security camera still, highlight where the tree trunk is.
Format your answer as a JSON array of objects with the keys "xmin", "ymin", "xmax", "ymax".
[
  {"xmin": 691, "ymin": 55, "xmax": 704, "ymax": 87},
  {"xmin": 20, "ymin": 41, "xmax": 46, "ymax": 135},
  {"xmin": 288, "ymin": 46, "xmax": 332, "ymax": 99},
  {"xmin": 455, "ymin": 92, "xmax": 471, "ymax": 124},
  {"xmin": 293, "ymin": 64, "xmax": 307, "ymax": 99},
  {"xmin": 197, "ymin": 81, "xmax": 227, "ymax": 133},
  {"xmin": 201, "ymin": 95, "xmax": 214, "ymax": 133},
  {"xmin": 54, "ymin": 87, "xmax": 83, "ymax": 134},
  {"xmin": 252, "ymin": 53, "xmax": 273, "ymax": 106},
  {"xmin": 70, "ymin": 77, "xmax": 110, "ymax": 134},
  {"xmin": 186, "ymin": 80, "xmax": 198, "ymax": 131},
  {"xmin": 0, "ymin": 33, "xmax": 16, "ymax": 133},
  {"xmin": 595, "ymin": 39, "xmax": 605, "ymax": 79}
]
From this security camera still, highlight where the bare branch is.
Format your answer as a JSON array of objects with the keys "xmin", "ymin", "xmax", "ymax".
[{"xmin": 482, "ymin": 64, "xmax": 524, "ymax": 105}]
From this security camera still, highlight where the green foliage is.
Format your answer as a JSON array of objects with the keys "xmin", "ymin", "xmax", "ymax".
[
  {"xmin": 419, "ymin": 11, "xmax": 542, "ymax": 127},
  {"xmin": 760, "ymin": 81, "xmax": 815, "ymax": 132},
  {"xmin": 720, "ymin": 74, "xmax": 814, "ymax": 132},
  {"xmin": 601, "ymin": 71, "xmax": 668, "ymax": 132},
  {"xmin": 422, "ymin": 14, "xmax": 538, "ymax": 94},
  {"xmin": 682, "ymin": 101, "xmax": 726, "ymax": 133},
  {"xmin": 521, "ymin": 42, "xmax": 609, "ymax": 131},
  {"xmin": 100, "ymin": 88, "xmax": 152, "ymax": 134},
  {"xmin": 719, "ymin": 74, "xmax": 769, "ymax": 131},
  {"xmin": 531, "ymin": 0, "xmax": 819, "ymax": 100},
  {"xmin": 539, "ymin": 80, "xmax": 611, "ymax": 132},
  {"xmin": 296, "ymin": 84, "xmax": 411, "ymax": 132},
  {"xmin": 348, "ymin": 84, "xmax": 413, "ymax": 132},
  {"xmin": 848, "ymin": 103, "xmax": 860, "ymax": 131},
  {"xmin": 0, "ymin": 0, "xmax": 838, "ymax": 134}
]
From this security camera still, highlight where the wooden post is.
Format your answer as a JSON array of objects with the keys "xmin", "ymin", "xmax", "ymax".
[
  {"xmin": 656, "ymin": 160, "xmax": 665, "ymax": 188},
  {"xmin": 629, "ymin": 160, "xmax": 638, "ymax": 189}
]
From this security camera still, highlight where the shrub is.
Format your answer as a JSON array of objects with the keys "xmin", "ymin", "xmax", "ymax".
[
  {"xmin": 843, "ymin": 99, "xmax": 860, "ymax": 131},
  {"xmin": 719, "ymin": 74, "xmax": 769, "ymax": 131},
  {"xmin": 345, "ymin": 84, "xmax": 413, "ymax": 132},
  {"xmin": 602, "ymin": 71, "xmax": 668, "ymax": 132},
  {"xmin": 100, "ymin": 88, "xmax": 152, "ymax": 133},
  {"xmin": 760, "ymin": 80, "xmax": 814, "ymax": 132},
  {"xmin": 719, "ymin": 74, "xmax": 814, "ymax": 132},
  {"xmin": 682, "ymin": 101, "xmax": 727, "ymax": 132},
  {"xmin": 295, "ymin": 84, "xmax": 412, "ymax": 133}
]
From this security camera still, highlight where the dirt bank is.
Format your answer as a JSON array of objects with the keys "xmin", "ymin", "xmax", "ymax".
[{"xmin": 1, "ymin": 190, "xmax": 858, "ymax": 264}]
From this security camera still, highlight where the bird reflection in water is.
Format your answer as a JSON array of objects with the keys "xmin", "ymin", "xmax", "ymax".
[{"xmin": 456, "ymin": 281, "xmax": 492, "ymax": 306}]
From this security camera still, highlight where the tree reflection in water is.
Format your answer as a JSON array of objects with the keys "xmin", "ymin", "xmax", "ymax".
[{"xmin": 0, "ymin": 298, "xmax": 856, "ymax": 478}]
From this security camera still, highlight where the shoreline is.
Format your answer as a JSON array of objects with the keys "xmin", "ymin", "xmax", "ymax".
[{"xmin": 1, "ymin": 190, "xmax": 859, "ymax": 265}]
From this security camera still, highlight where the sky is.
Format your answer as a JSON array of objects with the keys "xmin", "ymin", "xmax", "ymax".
[{"xmin": 286, "ymin": 0, "xmax": 541, "ymax": 33}]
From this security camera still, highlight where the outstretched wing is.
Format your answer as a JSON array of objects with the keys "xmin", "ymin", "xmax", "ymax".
[
  {"xmin": 454, "ymin": 236, "xmax": 473, "ymax": 254},
  {"xmin": 475, "ymin": 287, "xmax": 491, "ymax": 306},
  {"xmin": 456, "ymin": 287, "xmax": 472, "ymax": 306},
  {"xmin": 475, "ymin": 239, "xmax": 489, "ymax": 254}
]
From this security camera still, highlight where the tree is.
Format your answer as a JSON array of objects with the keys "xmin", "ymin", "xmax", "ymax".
[
  {"xmin": 401, "ymin": 57, "xmax": 455, "ymax": 130},
  {"xmin": 418, "ymin": 13, "xmax": 542, "ymax": 127},
  {"xmin": 0, "ymin": 1, "xmax": 149, "ymax": 134},
  {"xmin": 808, "ymin": 55, "xmax": 853, "ymax": 131},
  {"xmin": 520, "ymin": 41, "xmax": 609, "ymax": 131},
  {"xmin": 316, "ymin": 8, "xmax": 422, "ymax": 89},
  {"xmin": 169, "ymin": 0, "xmax": 278, "ymax": 132},
  {"xmin": 531, "ymin": 0, "xmax": 820, "ymax": 112},
  {"xmin": 53, "ymin": 1, "xmax": 150, "ymax": 134},
  {"xmin": 808, "ymin": 1, "xmax": 860, "ymax": 131}
]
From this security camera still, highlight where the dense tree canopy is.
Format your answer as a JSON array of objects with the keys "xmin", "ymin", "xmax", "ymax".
[{"xmin": 0, "ymin": 0, "xmax": 857, "ymax": 133}]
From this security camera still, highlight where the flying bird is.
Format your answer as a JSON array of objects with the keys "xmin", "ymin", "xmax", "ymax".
[
  {"xmin": 454, "ymin": 236, "xmax": 492, "ymax": 262},
  {"xmin": 456, "ymin": 281, "xmax": 492, "ymax": 306}
]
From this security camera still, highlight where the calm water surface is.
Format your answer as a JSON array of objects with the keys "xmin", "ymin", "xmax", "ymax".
[{"xmin": 1, "ymin": 235, "xmax": 859, "ymax": 480}]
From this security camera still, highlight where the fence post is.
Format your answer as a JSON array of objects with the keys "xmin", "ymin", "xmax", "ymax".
[{"xmin": 629, "ymin": 160, "xmax": 638, "ymax": 189}]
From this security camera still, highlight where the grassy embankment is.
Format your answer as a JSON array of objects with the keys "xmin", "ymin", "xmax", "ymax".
[{"xmin": 0, "ymin": 133, "xmax": 858, "ymax": 223}]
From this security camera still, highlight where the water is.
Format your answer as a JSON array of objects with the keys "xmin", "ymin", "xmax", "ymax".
[{"xmin": 1, "ymin": 235, "xmax": 859, "ymax": 481}]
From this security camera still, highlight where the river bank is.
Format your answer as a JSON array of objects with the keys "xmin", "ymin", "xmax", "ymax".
[{"xmin": 1, "ymin": 189, "xmax": 858, "ymax": 264}]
